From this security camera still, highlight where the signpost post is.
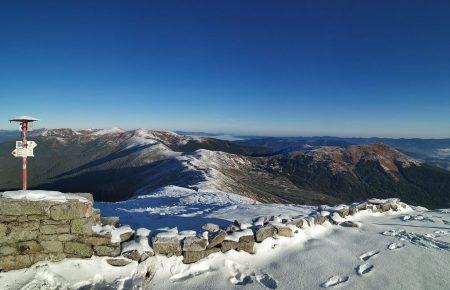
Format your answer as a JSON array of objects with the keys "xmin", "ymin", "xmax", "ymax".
[{"xmin": 9, "ymin": 116, "xmax": 39, "ymax": 190}]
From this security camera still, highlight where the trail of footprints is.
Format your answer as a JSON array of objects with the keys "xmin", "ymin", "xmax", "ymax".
[{"xmin": 321, "ymin": 249, "xmax": 379, "ymax": 288}]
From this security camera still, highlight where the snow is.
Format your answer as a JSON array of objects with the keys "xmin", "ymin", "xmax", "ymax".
[
  {"xmin": 0, "ymin": 190, "xmax": 90, "ymax": 203},
  {"xmin": 1, "ymin": 186, "xmax": 449, "ymax": 289},
  {"xmin": 224, "ymin": 229, "xmax": 254, "ymax": 242},
  {"xmin": 122, "ymin": 236, "xmax": 153, "ymax": 254},
  {"xmin": 111, "ymin": 225, "xmax": 134, "ymax": 243},
  {"xmin": 91, "ymin": 127, "xmax": 124, "ymax": 135}
]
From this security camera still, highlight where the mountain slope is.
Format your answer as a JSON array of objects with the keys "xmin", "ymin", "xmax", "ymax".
[{"xmin": 1, "ymin": 129, "xmax": 449, "ymax": 208}]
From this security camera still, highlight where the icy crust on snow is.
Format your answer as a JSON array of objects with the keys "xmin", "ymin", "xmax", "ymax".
[{"xmin": 0, "ymin": 190, "xmax": 90, "ymax": 203}]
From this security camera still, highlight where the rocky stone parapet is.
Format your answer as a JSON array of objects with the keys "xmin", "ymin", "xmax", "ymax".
[{"xmin": 0, "ymin": 192, "xmax": 132, "ymax": 271}]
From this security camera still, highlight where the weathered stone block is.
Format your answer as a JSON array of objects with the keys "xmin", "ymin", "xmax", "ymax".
[
  {"xmin": 183, "ymin": 247, "xmax": 221, "ymax": 264},
  {"xmin": 255, "ymin": 225, "xmax": 276, "ymax": 242},
  {"xmin": 273, "ymin": 225, "xmax": 293, "ymax": 237},
  {"xmin": 0, "ymin": 215, "xmax": 17, "ymax": 223},
  {"xmin": 287, "ymin": 218, "xmax": 304, "ymax": 228},
  {"xmin": 0, "ymin": 221, "xmax": 39, "ymax": 243},
  {"xmin": 0, "ymin": 245, "xmax": 17, "ymax": 256},
  {"xmin": 100, "ymin": 216, "xmax": 119, "ymax": 227},
  {"xmin": 94, "ymin": 245, "xmax": 121, "ymax": 257},
  {"xmin": 17, "ymin": 241, "xmax": 44, "ymax": 254},
  {"xmin": 0, "ymin": 199, "xmax": 52, "ymax": 216},
  {"xmin": 381, "ymin": 203, "xmax": 391, "ymax": 212},
  {"xmin": 122, "ymin": 249, "xmax": 154, "ymax": 262},
  {"xmin": 152, "ymin": 236, "xmax": 182, "ymax": 257},
  {"xmin": 71, "ymin": 218, "xmax": 94, "ymax": 235},
  {"xmin": 314, "ymin": 214, "xmax": 327, "ymax": 225},
  {"xmin": 183, "ymin": 236, "xmax": 208, "ymax": 251},
  {"xmin": 64, "ymin": 242, "xmax": 93, "ymax": 257},
  {"xmin": 335, "ymin": 208, "xmax": 350, "ymax": 218},
  {"xmin": 84, "ymin": 234, "xmax": 112, "ymax": 246},
  {"xmin": 39, "ymin": 233, "xmax": 78, "ymax": 242},
  {"xmin": 50, "ymin": 202, "xmax": 91, "ymax": 220},
  {"xmin": 349, "ymin": 207, "xmax": 358, "ymax": 215},
  {"xmin": 31, "ymin": 252, "xmax": 66, "ymax": 264},
  {"xmin": 207, "ymin": 230, "xmax": 226, "ymax": 249},
  {"xmin": 0, "ymin": 254, "xmax": 32, "ymax": 271},
  {"xmin": 237, "ymin": 235, "xmax": 255, "ymax": 253},
  {"xmin": 221, "ymin": 240, "xmax": 239, "ymax": 252},
  {"xmin": 40, "ymin": 223, "xmax": 71, "ymax": 235},
  {"xmin": 107, "ymin": 258, "xmax": 132, "ymax": 267},
  {"xmin": 40, "ymin": 240, "xmax": 64, "ymax": 253}
]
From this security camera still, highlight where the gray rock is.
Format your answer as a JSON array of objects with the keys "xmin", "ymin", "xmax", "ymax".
[
  {"xmin": 84, "ymin": 234, "xmax": 112, "ymax": 246},
  {"xmin": 0, "ymin": 254, "xmax": 32, "ymax": 271},
  {"xmin": 70, "ymin": 218, "xmax": 94, "ymax": 235},
  {"xmin": 101, "ymin": 216, "xmax": 120, "ymax": 227},
  {"xmin": 221, "ymin": 240, "xmax": 239, "ymax": 252},
  {"xmin": 106, "ymin": 258, "xmax": 132, "ymax": 267},
  {"xmin": 349, "ymin": 207, "xmax": 358, "ymax": 215},
  {"xmin": 50, "ymin": 201, "xmax": 92, "ymax": 220},
  {"xmin": 40, "ymin": 240, "xmax": 64, "ymax": 253},
  {"xmin": 287, "ymin": 218, "xmax": 304, "ymax": 228},
  {"xmin": 273, "ymin": 225, "xmax": 293, "ymax": 237},
  {"xmin": 0, "ymin": 245, "xmax": 17, "ymax": 256},
  {"xmin": 238, "ymin": 235, "xmax": 255, "ymax": 253},
  {"xmin": 152, "ymin": 236, "xmax": 182, "ymax": 257},
  {"xmin": 356, "ymin": 203, "xmax": 368, "ymax": 210},
  {"xmin": 334, "ymin": 207, "xmax": 350, "ymax": 218},
  {"xmin": 314, "ymin": 214, "xmax": 327, "ymax": 225},
  {"xmin": 119, "ymin": 231, "xmax": 134, "ymax": 243},
  {"xmin": 368, "ymin": 199, "xmax": 385, "ymax": 205},
  {"xmin": 64, "ymin": 242, "xmax": 93, "ymax": 258},
  {"xmin": 0, "ymin": 221, "xmax": 39, "ymax": 243},
  {"xmin": 381, "ymin": 203, "xmax": 391, "ymax": 212},
  {"xmin": 226, "ymin": 224, "xmax": 239, "ymax": 233},
  {"xmin": 183, "ymin": 247, "xmax": 221, "ymax": 264},
  {"xmin": 73, "ymin": 193, "xmax": 94, "ymax": 204},
  {"xmin": 207, "ymin": 230, "xmax": 227, "ymax": 249},
  {"xmin": 39, "ymin": 233, "xmax": 78, "ymax": 242},
  {"xmin": 40, "ymin": 223, "xmax": 71, "ymax": 235},
  {"xmin": 0, "ymin": 199, "xmax": 52, "ymax": 216},
  {"xmin": 202, "ymin": 223, "xmax": 219, "ymax": 233},
  {"xmin": 255, "ymin": 225, "xmax": 276, "ymax": 242},
  {"xmin": 94, "ymin": 245, "xmax": 121, "ymax": 257},
  {"xmin": 340, "ymin": 221, "xmax": 360, "ymax": 228},
  {"xmin": 31, "ymin": 253, "xmax": 65, "ymax": 264},
  {"xmin": 183, "ymin": 236, "xmax": 208, "ymax": 251}
]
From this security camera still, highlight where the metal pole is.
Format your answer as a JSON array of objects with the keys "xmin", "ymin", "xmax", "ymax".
[{"xmin": 21, "ymin": 121, "xmax": 27, "ymax": 190}]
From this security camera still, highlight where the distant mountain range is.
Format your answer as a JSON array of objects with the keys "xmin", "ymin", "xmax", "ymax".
[{"xmin": 1, "ymin": 128, "xmax": 449, "ymax": 208}]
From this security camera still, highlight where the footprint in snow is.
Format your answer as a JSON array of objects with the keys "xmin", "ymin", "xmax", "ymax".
[
  {"xmin": 359, "ymin": 250, "xmax": 379, "ymax": 261},
  {"xmin": 256, "ymin": 273, "xmax": 278, "ymax": 289},
  {"xmin": 321, "ymin": 275, "xmax": 349, "ymax": 288},
  {"xmin": 356, "ymin": 263, "xmax": 374, "ymax": 275},
  {"xmin": 388, "ymin": 242, "xmax": 405, "ymax": 250},
  {"xmin": 226, "ymin": 260, "xmax": 278, "ymax": 289}
]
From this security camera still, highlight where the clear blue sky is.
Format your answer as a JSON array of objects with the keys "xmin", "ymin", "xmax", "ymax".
[{"xmin": 1, "ymin": 1, "xmax": 449, "ymax": 137}]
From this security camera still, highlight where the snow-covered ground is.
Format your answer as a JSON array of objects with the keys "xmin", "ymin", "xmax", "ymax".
[{"xmin": 1, "ymin": 186, "xmax": 449, "ymax": 289}]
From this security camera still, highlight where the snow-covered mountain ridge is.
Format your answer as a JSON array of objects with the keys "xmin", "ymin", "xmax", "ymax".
[{"xmin": 1, "ymin": 128, "xmax": 450, "ymax": 208}]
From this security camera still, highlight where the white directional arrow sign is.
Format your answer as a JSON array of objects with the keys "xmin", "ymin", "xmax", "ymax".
[
  {"xmin": 16, "ymin": 141, "xmax": 37, "ymax": 150},
  {"xmin": 11, "ymin": 148, "xmax": 35, "ymax": 157}
]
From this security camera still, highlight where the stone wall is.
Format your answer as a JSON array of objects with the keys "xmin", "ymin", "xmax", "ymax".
[
  {"xmin": 1, "ymin": 192, "xmax": 407, "ymax": 272},
  {"xmin": 0, "ymin": 193, "xmax": 129, "ymax": 271}
]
